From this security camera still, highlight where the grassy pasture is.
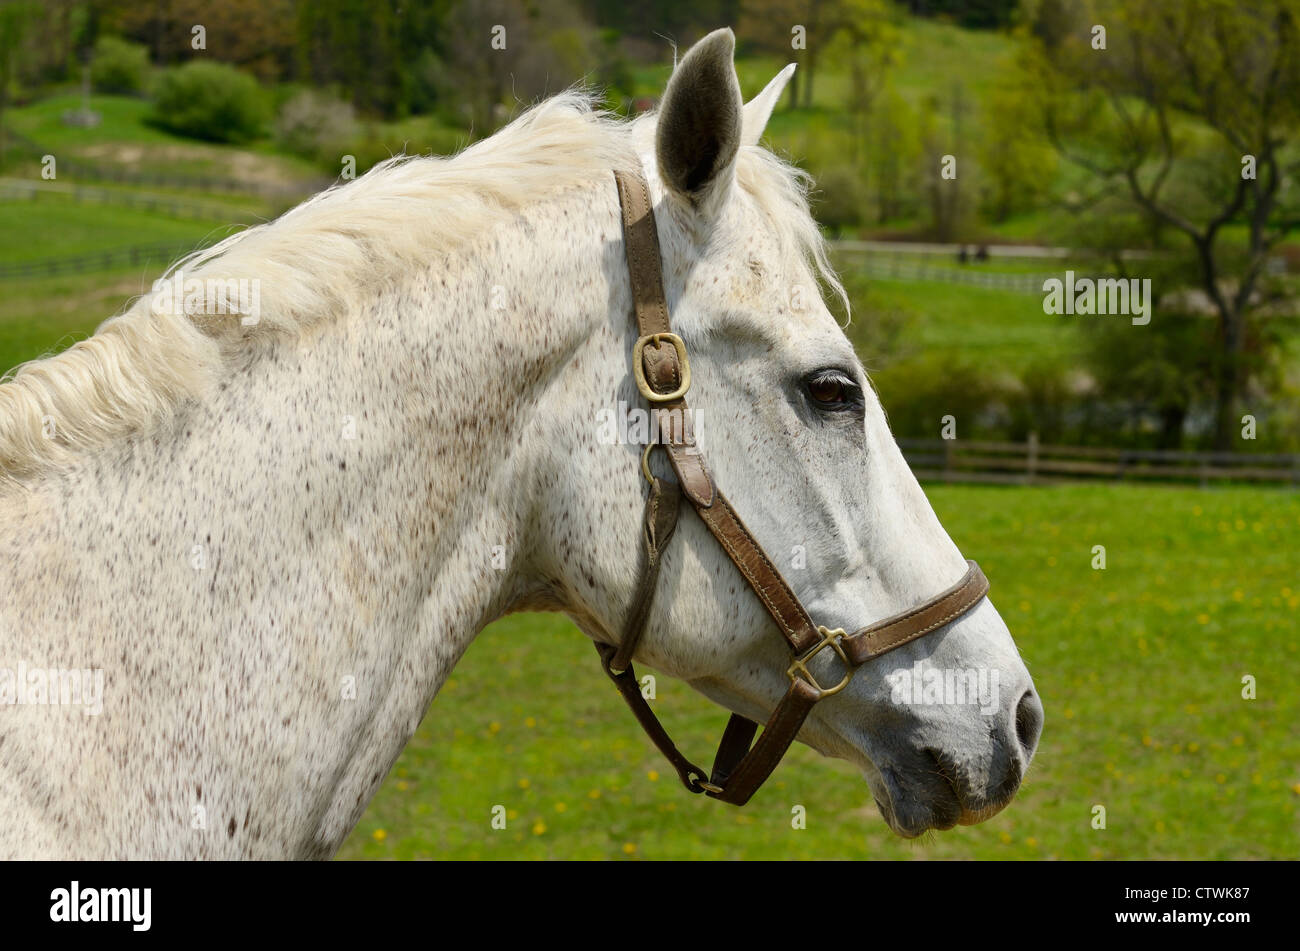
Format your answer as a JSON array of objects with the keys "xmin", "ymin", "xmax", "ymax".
[{"xmin": 337, "ymin": 484, "xmax": 1300, "ymax": 860}]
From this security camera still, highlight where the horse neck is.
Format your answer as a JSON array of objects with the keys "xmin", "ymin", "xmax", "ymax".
[{"xmin": 0, "ymin": 182, "xmax": 624, "ymax": 856}]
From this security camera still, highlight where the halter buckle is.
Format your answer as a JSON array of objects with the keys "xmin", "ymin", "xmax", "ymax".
[
  {"xmin": 633, "ymin": 333, "xmax": 691, "ymax": 402},
  {"xmin": 787, "ymin": 627, "xmax": 853, "ymax": 699}
]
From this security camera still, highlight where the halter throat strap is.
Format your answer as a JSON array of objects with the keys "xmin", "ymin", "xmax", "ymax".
[{"xmin": 598, "ymin": 168, "xmax": 990, "ymax": 806}]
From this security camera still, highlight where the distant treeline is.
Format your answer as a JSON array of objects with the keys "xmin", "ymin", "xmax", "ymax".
[{"xmin": 18, "ymin": 1, "xmax": 1011, "ymax": 121}]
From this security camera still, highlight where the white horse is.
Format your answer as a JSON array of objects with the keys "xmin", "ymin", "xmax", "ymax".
[{"xmin": 0, "ymin": 29, "xmax": 1041, "ymax": 859}]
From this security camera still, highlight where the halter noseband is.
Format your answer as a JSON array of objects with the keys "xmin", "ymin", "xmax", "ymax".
[{"xmin": 597, "ymin": 169, "xmax": 990, "ymax": 806}]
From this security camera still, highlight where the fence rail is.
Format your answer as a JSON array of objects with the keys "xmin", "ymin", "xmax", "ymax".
[
  {"xmin": 0, "ymin": 178, "xmax": 253, "ymax": 221},
  {"xmin": 0, "ymin": 242, "xmax": 203, "ymax": 280},
  {"xmin": 4, "ymin": 126, "xmax": 329, "ymax": 198},
  {"xmin": 897, "ymin": 436, "xmax": 1300, "ymax": 486},
  {"xmin": 827, "ymin": 252, "xmax": 1070, "ymax": 294}
]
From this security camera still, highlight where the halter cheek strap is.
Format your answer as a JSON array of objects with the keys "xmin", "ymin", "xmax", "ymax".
[{"xmin": 598, "ymin": 168, "xmax": 989, "ymax": 806}]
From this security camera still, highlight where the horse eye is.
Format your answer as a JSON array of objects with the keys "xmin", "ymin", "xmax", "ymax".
[
  {"xmin": 805, "ymin": 370, "xmax": 858, "ymax": 410},
  {"xmin": 809, "ymin": 376, "xmax": 845, "ymax": 403}
]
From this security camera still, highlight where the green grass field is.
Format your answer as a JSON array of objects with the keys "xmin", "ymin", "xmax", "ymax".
[
  {"xmin": 0, "ymin": 198, "xmax": 236, "ymax": 263},
  {"xmin": 337, "ymin": 484, "xmax": 1300, "ymax": 860},
  {"xmin": 843, "ymin": 276, "xmax": 1078, "ymax": 372}
]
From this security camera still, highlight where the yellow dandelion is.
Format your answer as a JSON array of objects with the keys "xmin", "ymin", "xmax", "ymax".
[
  {"xmin": 518, "ymin": 778, "xmax": 531, "ymax": 789},
  {"xmin": 489, "ymin": 721, "xmax": 501, "ymax": 734},
  {"xmin": 532, "ymin": 821, "xmax": 546, "ymax": 835},
  {"xmin": 647, "ymin": 770, "xmax": 659, "ymax": 782},
  {"xmin": 588, "ymin": 789, "xmax": 601, "ymax": 799},
  {"xmin": 372, "ymin": 829, "xmax": 387, "ymax": 842},
  {"xmin": 555, "ymin": 802, "xmax": 567, "ymax": 813},
  {"xmin": 525, "ymin": 716, "xmax": 536, "ymax": 728},
  {"xmin": 396, "ymin": 781, "xmax": 409, "ymax": 792},
  {"xmin": 622, "ymin": 842, "xmax": 637, "ymax": 854}
]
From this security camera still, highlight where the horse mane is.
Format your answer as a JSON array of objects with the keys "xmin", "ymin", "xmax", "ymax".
[{"xmin": 0, "ymin": 89, "xmax": 843, "ymax": 488}]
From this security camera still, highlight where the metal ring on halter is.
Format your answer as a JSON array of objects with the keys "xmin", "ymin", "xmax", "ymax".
[
  {"xmin": 641, "ymin": 442, "xmax": 663, "ymax": 485},
  {"xmin": 786, "ymin": 627, "xmax": 854, "ymax": 699},
  {"xmin": 686, "ymin": 770, "xmax": 724, "ymax": 795}
]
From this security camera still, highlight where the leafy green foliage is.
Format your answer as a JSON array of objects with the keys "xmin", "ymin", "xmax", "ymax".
[
  {"xmin": 149, "ymin": 61, "xmax": 269, "ymax": 143},
  {"xmin": 90, "ymin": 36, "xmax": 150, "ymax": 95}
]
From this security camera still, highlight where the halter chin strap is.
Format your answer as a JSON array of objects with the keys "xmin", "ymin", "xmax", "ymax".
[{"xmin": 598, "ymin": 168, "xmax": 990, "ymax": 806}]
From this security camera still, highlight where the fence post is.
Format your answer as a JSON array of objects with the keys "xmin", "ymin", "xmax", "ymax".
[
  {"xmin": 1026, "ymin": 431, "xmax": 1038, "ymax": 485},
  {"xmin": 943, "ymin": 438, "xmax": 954, "ymax": 482}
]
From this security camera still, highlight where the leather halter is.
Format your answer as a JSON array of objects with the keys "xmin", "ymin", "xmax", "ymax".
[{"xmin": 598, "ymin": 168, "xmax": 990, "ymax": 806}]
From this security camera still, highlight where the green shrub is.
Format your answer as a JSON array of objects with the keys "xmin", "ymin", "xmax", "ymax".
[
  {"xmin": 90, "ymin": 36, "xmax": 150, "ymax": 94},
  {"xmin": 872, "ymin": 353, "xmax": 1008, "ymax": 440},
  {"xmin": 812, "ymin": 164, "xmax": 867, "ymax": 233},
  {"xmin": 274, "ymin": 89, "xmax": 358, "ymax": 160},
  {"xmin": 148, "ymin": 62, "xmax": 267, "ymax": 143}
]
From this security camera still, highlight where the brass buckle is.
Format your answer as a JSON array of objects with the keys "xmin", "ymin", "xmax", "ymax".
[
  {"xmin": 633, "ymin": 333, "xmax": 691, "ymax": 402},
  {"xmin": 787, "ymin": 627, "xmax": 853, "ymax": 699}
]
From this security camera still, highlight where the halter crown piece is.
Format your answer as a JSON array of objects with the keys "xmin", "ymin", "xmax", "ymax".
[{"xmin": 598, "ymin": 169, "xmax": 990, "ymax": 805}]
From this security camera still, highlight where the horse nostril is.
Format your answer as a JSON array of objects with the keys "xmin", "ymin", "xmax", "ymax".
[{"xmin": 1014, "ymin": 689, "xmax": 1044, "ymax": 758}]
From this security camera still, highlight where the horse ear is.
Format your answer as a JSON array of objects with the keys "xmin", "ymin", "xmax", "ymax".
[
  {"xmin": 655, "ymin": 28, "xmax": 743, "ymax": 212},
  {"xmin": 742, "ymin": 64, "xmax": 795, "ymax": 146}
]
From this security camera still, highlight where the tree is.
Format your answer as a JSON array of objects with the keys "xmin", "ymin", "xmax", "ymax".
[
  {"xmin": 737, "ymin": 0, "xmax": 812, "ymax": 109},
  {"xmin": 434, "ymin": 0, "xmax": 600, "ymax": 134},
  {"xmin": 0, "ymin": 1, "xmax": 39, "ymax": 166},
  {"xmin": 738, "ymin": 0, "xmax": 856, "ymax": 109},
  {"xmin": 1017, "ymin": 0, "xmax": 1300, "ymax": 450}
]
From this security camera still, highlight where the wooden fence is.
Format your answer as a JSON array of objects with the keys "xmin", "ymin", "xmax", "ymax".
[
  {"xmin": 0, "ymin": 178, "xmax": 252, "ymax": 221},
  {"xmin": 4, "ymin": 126, "xmax": 329, "ymax": 198},
  {"xmin": 0, "ymin": 242, "xmax": 202, "ymax": 280},
  {"xmin": 827, "ymin": 250, "xmax": 1076, "ymax": 295},
  {"xmin": 898, "ymin": 435, "xmax": 1300, "ymax": 487}
]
